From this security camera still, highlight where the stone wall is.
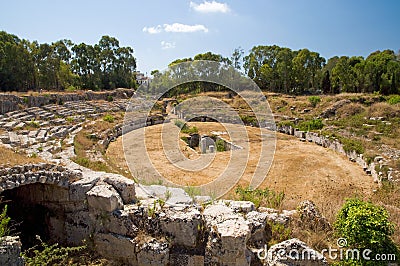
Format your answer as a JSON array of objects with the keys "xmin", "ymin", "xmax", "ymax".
[
  {"xmin": 0, "ymin": 163, "xmax": 327, "ymax": 265},
  {"xmin": 276, "ymin": 125, "xmax": 389, "ymax": 182},
  {"xmin": 0, "ymin": 88, "xmax": 134, "ymax": 114}
]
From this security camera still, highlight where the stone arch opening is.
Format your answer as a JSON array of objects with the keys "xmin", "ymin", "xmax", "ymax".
[{"xmin": 1, "ymin": 183, "xmax": 69, "ymax": 249}]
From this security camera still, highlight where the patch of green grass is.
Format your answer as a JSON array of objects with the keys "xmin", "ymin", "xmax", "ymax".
[
  {"xmin": 184, "ymin": 186, "xmax": 201, "ymax": 199},
  {"xmin": 297, "ymin": 118, "xmax": 324, "ymax": 131},
  {"xmin": 103, "ymin": 114, "xmax": 115, "ymax": 123},
  {"xmin": 387, "ymin": 95, "xmax": 400, "ymax": 105},
  {"xmin": 235, "ymin": 186, "xmax": 285, "ymax": 209},
  {"xmin": 340, "ymin": 137, "xmax": 365, "ymax": 154},
  {"xmin": 308, "ymin": 96, "xmax": 321, "ymax": 108},
  {"xmin": 216, "ymin": 139, "xmax": 225, "ymax": 152}
]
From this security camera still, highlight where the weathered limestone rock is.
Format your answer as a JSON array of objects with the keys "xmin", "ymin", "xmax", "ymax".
[
  {"xmin": 136, "ymin": 238, "xmax": 169, "ymax": 266},
  {"xmin": 104, "ymin": 209, "xmax": 139, "ymax": 238},
  {"xmin": 87, "ymin": 184, "xmax": 123, "ymax": 212},
  {"xmin": 94, "ymin": 233, "xmax": 137, "ymax": 265},
  {"xmin": 65, "ymin": 210, "xmax": 93, "ymax": 245},
  {"xmin": 266, "ymin": 238, "xmax": 327, "ymax": 265},
  {"xmin": 246, "ymin": 211, "xmax": 269, "ymax": 248},
  {"xmin": 103, "ymin": 174, "xmax": 136, "ymax": 204},
  {"xmin": 160, "ymin": 207, "xmax": 203, "ymax": 248},
  {"xmin": 204, "ymin": 204, "xmax": 252, "ymax": 265},
  {"xmin": 0, "ymin": 236, "xmax": 24, "ymax": 266},
  {"xmin": 223, "ymin": 200, "xmax": 255, "ymax": 213},
  {"xmin": 297, "ymin": 201, "xmax": 331, "ymax": 230},
  {"xmin": 69, "ymin": 175, "xmax": 99, "ymax": 202},
  {"xmin": 141, "ymin": 185, "xmax": 193, "ymax": 205}
]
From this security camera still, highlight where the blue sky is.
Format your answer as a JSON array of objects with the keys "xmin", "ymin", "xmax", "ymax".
[{"xmin": 1, "ymin": 0, "xmax": 399, "ymax": 74}]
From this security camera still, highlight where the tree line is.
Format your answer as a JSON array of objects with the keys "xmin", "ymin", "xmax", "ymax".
[
  {"xmin": 239, "ymin": 45, "xmax": 399, "ymax": 95},
  {"xmin": 0, "ymin": 31, "xmax": 136, "ymax": 92},
  {"xmin": 1, "ymin": 30, "xmax": 399, "ymax": 95},
  {"xmin": 151, "ymin": 47, "xmax": 400, "ymax": 96}
]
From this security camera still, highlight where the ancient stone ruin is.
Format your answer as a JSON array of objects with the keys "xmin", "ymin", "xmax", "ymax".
[{"xmin": 0, "ymin": 90, "xmax": 393, "ymax": 265}]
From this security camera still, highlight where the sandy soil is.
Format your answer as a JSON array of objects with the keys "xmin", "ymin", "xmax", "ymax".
[{"xmin": 106, "ymin": 122, "xmax": 377, "ymax": 210}]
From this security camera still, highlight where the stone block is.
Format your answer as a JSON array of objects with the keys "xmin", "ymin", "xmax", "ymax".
[
  {"xmin": 136, "ymin": 238, "xmax": 169, "ymax": 266},
  {"xmin": 94, "ymin": 233, "xmax": 137, "ymax": 264},
  {"xmin": 0, "ymin": 236, "xmax": 24, "ymax": 266},
  {"xmin": 160, "ymin": 207, "xmax": 203, "ymax": 248},
  {"xmin": 103, "ymin": 174, "xmax": 136, "ymax": 204},
  {"xmin": 266, "ymin": 238, "xmax": 327, "ymax": 265},
  {"xmin": 87, "ymin": 184, "xmax": 123, "ymax": 212}
]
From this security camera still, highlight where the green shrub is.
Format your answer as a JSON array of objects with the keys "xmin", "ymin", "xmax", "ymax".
[
  {"xmin": 240, "ymin": 115, "xmax": 258, "ymax": 126},
  {"xmin": 106, "ymin": 95, "xmax": 114, "ymax": 102},
  {"xmin": 103, "ymin": 114, "xmax": 115, "ymax": 123},
  {"xmin": 28, "ymin": 119, "xmax": 40, "ymax": 128},
  {"xmin": 308, "ymin": 96, "xmax": 321, "ymax": 107},
  {"xmin": 235, "ymin": 186, "xmax": 285, "ymax": 209},
  {"xmin": 184, "ymin": 186, "xmax": 201, "ymax": 199},
  {"xmin": 340, "ymin": 137, "xmax": 365, "ymax": 154},
  {"xmin": 267, "ymin": 221, "xmax": 292, "ymax": 246},
  {"xmin": 278, "ymin": 120, "xmax": 295, "ymax": 127},
  {"xmin": 298, "ymin": 118, "xmax": 324, "ymax": 131},
  {"xmin": 387, "ymin": 95, "xmax": 400, "ymax": 105},
  {"xmin": 0, "ymin": 205, "xmax": 10, "ymax": 238},
  {"xmin": 181, "ymin": 126, "xmax": 198, "ymax": 134},
  {"xmin": 334, "ymin": 198, "xmax": 399, "ymax": 265},
  {"xmin": 65, "ymin": 85, "xmax": 78, "ymax": 92},
  {"xmin": 216, "ymin": 139, "xmax": 225, "ymax": 152},
  {"xmin": 22, "ymin": 236, "xmax": 86, "ymax": 265}
]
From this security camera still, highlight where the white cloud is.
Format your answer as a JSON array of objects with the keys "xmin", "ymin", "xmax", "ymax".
[
  {"xmin": 190, "ymin": 1, "xmax": 230, "ymax": 13},
  {"xmin": 161, "ymin": 41, "xmax": 176, "ymax": 50},
  {"xmin": 163, "ymin": 23, "xmax": 208, "ymax": 33},
  {"xmin": 142, "ymin": 25, "xmax": 162, "ymax": 34},
  {"xmin": 142, "ymin": 23, "xmax": 208, "ymax": 34}
]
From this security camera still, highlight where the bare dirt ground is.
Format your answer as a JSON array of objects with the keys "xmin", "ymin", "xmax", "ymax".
[
  {"xmin": 260, "ymin": 134, "xmax": 378, "ymax": 217},
  {"xmin": 106, "ymin": 122, "xmax": 377, "ymax": 213}
]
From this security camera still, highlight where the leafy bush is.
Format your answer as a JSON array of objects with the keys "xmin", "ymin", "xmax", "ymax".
[
  {"xmin": 103, "ymin": 114, "xmax": 115, "ymax": 123},
  {"xmin": 298, "ymin": 118, "xmax": 324, "ymax": 131},
  {"xmin": 22, "ymin": 236, "xmax": 86, "ymax": 265},
  {"xmin": 184, "ymin": 186, "xmax": 201, "ymax": 199},
  {"xmin": 174, "ymin": 120, "xmax": 198, "ymax": 134},
  {"xmin": 215, "ymin": 139, "xmax": 225, "ymax": 152},
  {"xmin": 240, "ymin": 115, "xmax": 258, "ymax": 126},
  {"xmin": 28, "ymin": 119, "xmax": 40, "ymax": 128},
  {"xmin": 308, "ymin": 96, "xmax": 321, "ymax": 107},
  {"xmin": 278, "ymin": 120, "xmax": 295, "ymax": 127},
  {"xmin": 0, "ymin": 205, "xmax": 10, "ymax": 238},
  {"xmin": 334, "ymin": 198, "xmax": 399, "ymax": 265},
  {"xmin": 267, "ymin": 221, "xmax": 292, "ymax": 246},
  {"xmin": 235, "ymin": 186, "xmax": 285, "ymax": 209},
  {"xmin": 387, "ymin": 95, "xmax": 400, "ymax": 105},
  {"xmin": 181, "ymin": 125, "xmax": 198, "ymax": 134},
  {"xmin": 106, "ymin": 95, "xmax": 113, "ymax": 102},
  {"xmin": 340, "ymin": 137, "xmax": 365, "ymax": 154},
  {"xmin": 65, "ymin": 85, "xmax": 78, "ymax": 92}
]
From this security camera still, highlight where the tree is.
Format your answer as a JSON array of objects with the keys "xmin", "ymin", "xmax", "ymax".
[
  {"xmin": 321, "ymin": 71, "xmax": 331, "ymax": 94},
  {"xmin": 231, "ymin": 47, "xmax": 244, "ymax": 71}
]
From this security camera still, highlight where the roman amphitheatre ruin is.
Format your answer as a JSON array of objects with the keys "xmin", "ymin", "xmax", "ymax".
[{"xmin": 0, "ymin": 87, "xmax": 396, "ymax": 265}]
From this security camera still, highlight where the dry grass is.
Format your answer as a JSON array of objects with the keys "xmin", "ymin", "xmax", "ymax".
[
  {"xmin": 0, "ymin": 145, "xmax": 43, "ymax": 167},
  {"xmin": 368, "ymin": 102, "xmax": 400, "ymax": 118},
  {"xmin": 336, "ymin": 102, "xmax": 365, "ymax": 118}
]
